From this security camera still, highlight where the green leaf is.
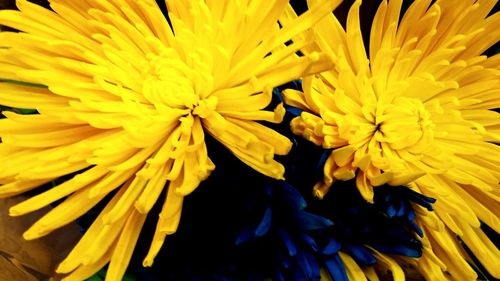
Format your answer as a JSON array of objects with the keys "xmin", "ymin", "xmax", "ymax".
[
  {"xmin": 85, "ymin": 275, "xmax": 103, "ymax": 281},
  {"xmin": 123, "ymin": 274, "xmax": 137, "ymax": 281},
  {"xmin": 0, "ymin": 106, "xmax": 38, "ymax": 115},
  {"xmin": 0, "ymin": 79, "xmax": 47, "ymax": 88},
  {"xmin": 15, "ymin": 108, "xmax": 38, "ymax": 114}
]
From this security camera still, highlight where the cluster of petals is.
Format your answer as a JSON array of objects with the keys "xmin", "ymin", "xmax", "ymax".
[
  {"xmin": 283, "ymin": 0, "xmax": 500, "ymax": 279},
  {"xmin": 0, "ymin": 0, "xmax": 340, "ymax": 280}
]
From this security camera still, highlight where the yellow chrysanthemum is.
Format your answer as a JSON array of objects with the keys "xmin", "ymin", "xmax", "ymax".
[
  {"xmin": 283, "ymin": 0, "xmax": 500, "ymax": 279},
  {"xmin": 0, "ymin": 0, "xmax": 341, "ymax": 280}
]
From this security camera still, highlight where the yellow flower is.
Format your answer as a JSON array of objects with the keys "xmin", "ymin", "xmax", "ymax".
[
  {"xmin": 0, "ymin": 0, "xmax": 341, "ymax": 280},
  {"xmin": 283, "ymin": 0, "xmax": 500, "ymax": 279}
]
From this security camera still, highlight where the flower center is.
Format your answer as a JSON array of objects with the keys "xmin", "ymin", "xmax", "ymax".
[
  {"xmin": 373, "ymin": 97, "xmax": 434, "ymax": 151},
  {"xmin": 142, "ymin": 55, "xmax": 217, "ymax": 118}
]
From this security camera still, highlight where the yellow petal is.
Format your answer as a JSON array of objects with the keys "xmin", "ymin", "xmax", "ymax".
[{"xmin": 105, "ymin": 210, "xmax": 147, "ymax": 281}]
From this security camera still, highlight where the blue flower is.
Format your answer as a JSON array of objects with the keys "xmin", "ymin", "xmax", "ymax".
[
  {"xmin": 311, "ymin": 182, "xmax": 435, "ymax": 276},
  {"xmin": 234, "ymin": 178, "xmax": 435, "ymax": 281},
  {"xmin": 235, "ymin": 181, "xmax": 333, "ymax": 281}
]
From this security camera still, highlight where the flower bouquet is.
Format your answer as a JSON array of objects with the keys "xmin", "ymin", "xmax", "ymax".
[{"xmin": 0, "ymin": 0, "xmax": 498, "ymax": 280}]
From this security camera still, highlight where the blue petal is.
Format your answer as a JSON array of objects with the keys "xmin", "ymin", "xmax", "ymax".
[
  {"xmin": 344, "ymin": 245, "xmax": 377, "ymax": 266},
  {"xmin": 406, "ymin": 208, "xmax": 424, "ymax": 237},
  {"xmin": 286, "ymin": 107, "xmax": 303, "ymax": 117},
  {"xmin": 396, "ymin": 200, "xmax": 407, "ymax": 217},
  {"xmin": 295, "ymin": 212, "xmax": 333, "ymax": 230},
  {"xmin": 276, "ymin": 271, "xmax": 286, "ymax": 281},
  {"xmin": 254, "ymin": 207, "xmax": 273, "ymax": 237},
  {"xmin": 279, "ymin": 228, "xmax": 297, "ymax": 257},
  {"xmin": 235, "ymin": 226, "xmax": 255, "ymax": 245},
  {"xmin": 410, "ymin": 220, "xmax": 424, "ymax": 238},
  {"xmin": 273, "ymin": 88, "xmax": 283, "ymax": 100},
  {"xmin": 322, "ymin": 238, "xmax": 341, "ymax": 255},
  {"xmin": 404, "ymin": 189, "xmax": 436, "ymax": 210},
  {"xmin": 279, "ymin": 251, "xmax": 292, "ymax": 269},
  {"xmin": 316, "ymin": 150, "xmax": 331, "ymax": 174},
  {"xmin": 407, "ymin": 208, "xmax": 416, "ymax": 221},
  {"xmin": 383, "ymin": 193, "xmax": 392, "ymax": 203},
  {"xmin": 305, "ymin": 252, "xmax": 321, "ymax": 280},
  {"xmin": 386, "ymin": 204, "xmax": 397, "ymax": 218},
  {"xmin": 293, "ymin": 79, "xmax": 302, "ymax": 89},
  {"xmin": 325, "ymin": 254, "xmax": 348, "ymax": 281},
  {"xmin": 279, "ymin": 182, "xmax": 307, "ymax": 210},
  {"xmin": 372, "ymin": 243, "xmax": 422, "ymax": 258},
  {"xmin": 296, "ymin": 250, "xmax": 313, "ymax": 280},
  {"xmin": 300, "ymin": 233, "xmax": 318, "ymax": 252}
]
